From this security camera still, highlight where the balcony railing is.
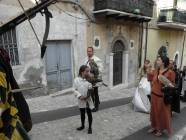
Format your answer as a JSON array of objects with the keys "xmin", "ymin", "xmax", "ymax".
[
  {"xmin": 94, "ymin": 0, "xmax": 154, "ymax": 17},
  {"xmin": 158, "ymin": 8, "xmax": 186, "ymax": 24}
]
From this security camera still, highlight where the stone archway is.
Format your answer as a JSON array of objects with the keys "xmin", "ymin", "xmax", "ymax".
[
  {"xmin": 109, "ymin": 36, "xmax": 129, "ymax": 88},
  {"xmin": 112, "ymin": 40, "xmax": 125, "ymax": 85}
]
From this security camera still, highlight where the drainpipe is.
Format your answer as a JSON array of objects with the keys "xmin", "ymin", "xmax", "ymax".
[
  {"xmin": 144, "ymin": 22, "xmax": 148, "ymax": 61},
  {"xmin": 173, "ymin": 0, "xmax": 178, "ymax": 8},
  {"xmin": 180, "ymin": 30, "xmax": 186, "ymax": 69},
  {"xmin": 138, "ymin": 22, "xmax": 144, "ymax": 68}
]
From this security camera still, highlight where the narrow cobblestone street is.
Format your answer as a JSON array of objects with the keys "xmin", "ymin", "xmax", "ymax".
[
  {"xmin": 29, "ymin": 102, "xmax": 186, "ymax": 140},
  {"xmin": 29, "ymin": 103, "xmax": 149, "ymax": 140},
  {"xmin": 27, "ymin": 88, "xmax": 186, "ymax": 140}
]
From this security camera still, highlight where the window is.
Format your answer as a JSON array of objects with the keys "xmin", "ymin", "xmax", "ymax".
[
  {"xmin": 177, "ymin": 0, "xmax": 186, "ymax": 10},
  {"xmin": 0, "ymin": 28, "xmax": 19, "ymax": 65},
  {"xmin": 157, "ymin": 0, "xmax": 174, "ymax": 9}
]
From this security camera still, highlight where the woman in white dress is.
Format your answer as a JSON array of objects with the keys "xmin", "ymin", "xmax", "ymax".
[
  {"xmin": 73, "ymin": 65, "xmax": 94, "ymax": 134},
  {"xmin": 138, "ymin": 60, "xmax": 152, "ymax": 100},
  {"xmin": 132, "ymin": 60, "xmax": 152, "ymax": 113}
]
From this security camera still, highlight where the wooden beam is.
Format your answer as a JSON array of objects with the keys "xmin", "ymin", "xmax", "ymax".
[
  {"xmin": 115, "ymin": 15, "xmax": 129, "ymax": 20},
  {"xmin": 0, "ymin": 0, "xmax": 57, "ymax": 35},
  {"xmin": 106, "ymin": 13, "xmax": 120, "ymax": 18}
]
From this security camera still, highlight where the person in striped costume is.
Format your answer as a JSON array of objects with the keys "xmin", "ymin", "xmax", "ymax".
[{"xmin": 0, "ymin": 49, "xmax": 30, "ymax": 140}]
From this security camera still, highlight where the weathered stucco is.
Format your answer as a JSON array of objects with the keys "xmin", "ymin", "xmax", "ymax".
[
  {"xmin": 86, "ymin": 19, "xmax": 141, "ymax": 87},
  {"xmin": 0, "ymin": 0, "xmax": 154, "ymax": 94},
  {"xmin": 147, "ymin": 24, "xmax": 186, "ymax": 69},
  {"xmin": 0, "ymin": 2, "xmax": 87, "ymax": 93}
]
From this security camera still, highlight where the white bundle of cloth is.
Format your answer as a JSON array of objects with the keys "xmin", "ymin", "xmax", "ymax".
[{"xmin": 132, "ymin": 77, "xmax": 151, "ymax": 113}]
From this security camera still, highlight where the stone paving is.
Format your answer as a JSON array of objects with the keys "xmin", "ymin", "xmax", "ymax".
[
  {"xmin": 27, "ymin": 87, "xmax": 186, "ymax": 140},
  {"xmin": 29, "ymin": 103, "xmax": 149, "ymax": 140},
  {"xmin": 29, "ymin": 102, "xmax": 186, "ymax": 140}
]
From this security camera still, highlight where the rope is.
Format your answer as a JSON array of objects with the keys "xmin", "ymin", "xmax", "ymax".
[
  {"xmin": 16, "ymin": 0, "xmax": 42, "ymax": 47},
  {"xmin": 54, "ymin": 4, "xmax": 89, "ymax": 21}
]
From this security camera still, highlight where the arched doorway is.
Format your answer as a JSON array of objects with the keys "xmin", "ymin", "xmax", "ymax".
[{"xmin": 112, "ymin": 40, "xmax": 125, "ymax": 86}]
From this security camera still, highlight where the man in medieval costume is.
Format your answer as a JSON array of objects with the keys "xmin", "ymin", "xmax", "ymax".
[{"xmin": 84, "ymin": 47, "xmax": 103, "ymax": 112}]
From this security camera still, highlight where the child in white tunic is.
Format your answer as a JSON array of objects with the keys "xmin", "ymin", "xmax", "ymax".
[{"xmin": 73, "ymin": 65, "xmax": 94, "ymax": 134}]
